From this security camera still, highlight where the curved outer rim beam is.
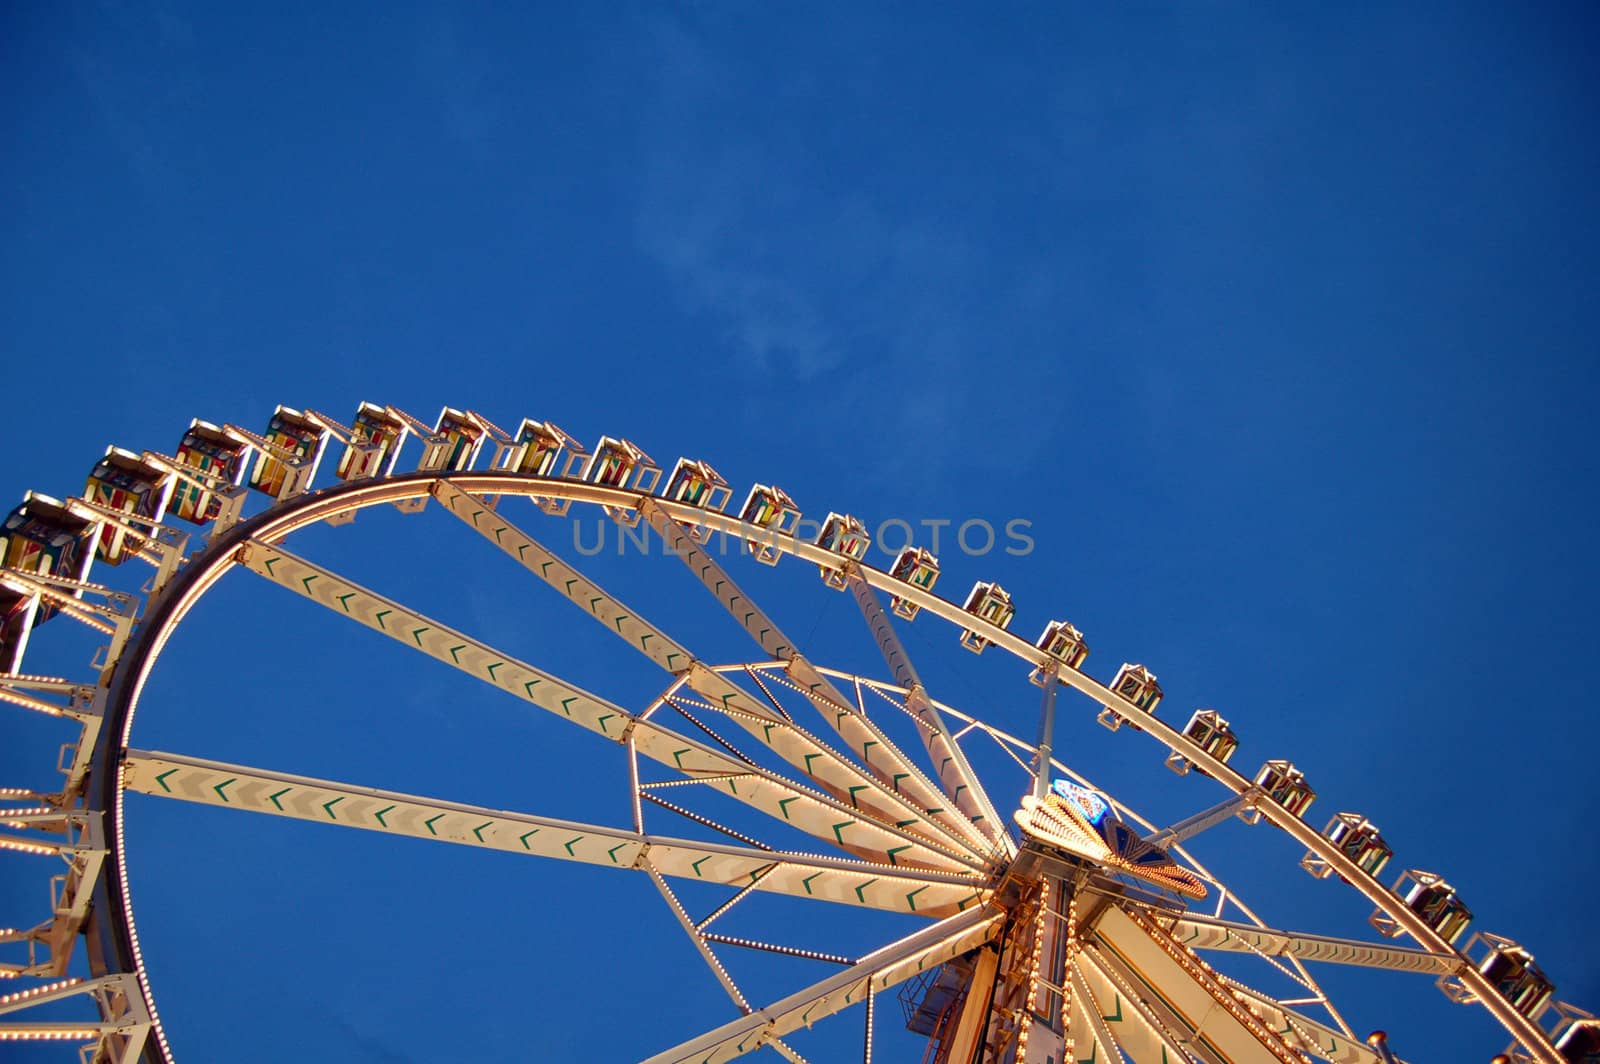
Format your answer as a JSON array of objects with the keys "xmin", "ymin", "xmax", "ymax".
[
  {"xmin": 636, "ymin": 499, "xmax": 994, "ymax": 857},
  {"xmin": 430, "ymin": 482, "xmax": 990, "ymax": 864},
  {"xmin": 76, "ymin": 469, "xmax": 1558, "ymax": 1064},
  {"xmin": 120, "ymin": 750, "xmax": 988, "ymax": 918},
  {"xmin": 640, "ymin": 906, "xmax": 1005, "ymax": 1064},
  {"xmin": 236, "ymin": 539, "xmax": 982, "ymax": 875}
]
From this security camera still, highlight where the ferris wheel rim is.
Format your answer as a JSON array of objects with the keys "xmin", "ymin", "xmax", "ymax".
[{"xmin": 42, "ymin": 465, "xmax": 1556, "ymax": 1062}]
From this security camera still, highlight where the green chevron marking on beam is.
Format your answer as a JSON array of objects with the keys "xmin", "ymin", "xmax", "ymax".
[
  {"xmin": 854, "ymin": 878, "xmax": 878, "ymax": 904},
  {"xmin": 803, "ymin": 753, "xmax": 822, "ymax": 775},
  {"xmin": 743, "ymin": 611, "xmax": 755, "ymax": 626},
  {"xmin": 713, "ymin": 579, "xmax": 724, "ymax": 594},
  {"xmin": 596, "ymin": 714, "xmax": 615, "ymax": 734},
  {"xmin": 720, "ymin": 693, "xmax": 737, "ymax": 711},
  {"xmin": 691, "ymin": 856, "xmax": 710, "ymax": 877},
  {"xmin": 519, "ymin": 829, "xmax": 539, "ymax": 849},
  {"xmin": 957, "ymin": 893, "xmax": 978, "ymax": 911},
  {"xmin": 891, "ymin": 772, "xmax": 908, "ymax": 792},
  {"xmin": 564, "ymin": 578, "xmax": 577, "ymax": 596},
  {"xmin": 1103, "ymin": 995, "xmax": 1123, "ymax": 1023},
  {"xmin": 776, "ymin": 797, "xmax": 798, "ymax": 820},
  {"xmin": 559, "ymin": 697, "xmax": 576, "ymax": 717},
  {"xmin": 301, "ymin": 574, "xmax": 318, "ymax": 594},
  {"xmin": 801, "ymin": 872, "xmax": 822, "ymax": 896},
  {"xmin": 613, "ymin": 614, "xmax": 629, "ymax": 633},
  {"xmin": 886, "ymin": 845, "xmax": 910, "ymax": 866},
  {"xmin": 471, "ymin": 821, "xmax": 493, "ymax": 841},
  {"xmin": 411, "ymin": 626, "xmax": 430, "ymax": 646},
  {"xmin": 860, "ymin": 740, "xmax": 877, "ymax": 763},
  {"xmin": 213, "ymin": 778, "xmax": 236, "ymax": 802},
  {"xmin": 322, "ymin": 796, "xmax": 344, "ymax": 820},
  {"xmin": 374, "ymin": 609, "xmax": 391, "ymax": 630},
  {"xmin": 516, "ymin": 543, "xmax": 528, "ymax": 560},
  {"xmin": 1077, "ymin": 1046, "xmax": 1098, "ymax": 1064},
  {"xmin": 523, "ymin": 680, "xmax": 540, "ymax": 697},
  {"xmin": 666, "ymin": 652, "xmax": 682, "ymax": 669},
  {"xmin": 845, "ymin": 987, "xmax": 855, "ymax": 1005},
  {"xmin": 729, "ymin": 595, "xmax": 741, "ymax": 608},
  {"xmin": 563, "ymin": 836, "xmax": 584, "ymax": 856},
  {"xmin": 448, "ymin": 644, "xmax": 468, "ymax": 664},
  {"xmin": 761, "ymin": 724, "xmax": 775, "ymax": 744},
  {"xmin": 926, "ymin": 808, "xmax": 944, "ymax": 817},
  {"xmin": 896, "ymin": 819, "xmax": 918, "ymax": 828},
  {"xmin": 802, "ymin": 1004, "xmax": 818, "ymax": 1025},
  {"xmin": 492, "ymin": 526, "xmax": 506, "ymax": 543},
  {"xmin": 1183, "ymin": 926, "xmax": 1201, "ymax": 944},
  {"xmin": 269, "ymin": 788, "xmax": 292, "ymax": 811},
  {"xmin": 953, "ymin": 784, "xmax": 968, "ymax": 800},
  {"xmin": 607, "ymin": 843, "xmax": 627, "ymax": 864},
  {"xmin": 469, "ymin": 509, "xmax": 483, "ymax": 526},
  {"xmin": 262, "ymin": 556, "xmax": 280, "ymax": 576},
  {"xmin": 639, "ymin": 633, "xmax": 653, "ymax": 651},
  {"xmin": 830, "ymin": 822, "xmax": 851, "ymax": 844},
  {"xmin": 373, "ymin": 804, "xmax": 395, "ymax": 826},
  {"xmin": 904, "ymin": 886, "xmax": 928, "ymax": 911},
  {"xmin": 757, "ymin": 627, "xmax": 769, "ymax": 642},
  {"xmin": 335, "ymin": 592, "xmax": 356, "ymax": 612},
  {"xmin": 773, "ymin": 645, "xmax": 788, "ymax": 657},
  {"xmin": 539, "ymin": 561, "xmax": 552, "ymax": 577},
  {"xmin": 672, "ymin": 749, "xmax": 691, "ymax": 769},
  {"xmin": 588, "ymin": 596, "xmax": 602, "ymax": 614},
  {"xmin": 725, "ymin": 779, "xmax": 739, "ymax": 796},
  {"xmin": 939, "ymin": 757, "xmax": 953, "ymax": 774},
  {"xmin": 154, "ymin": 768, "xmax": 178, "ymax": 793},
  {"xmin": 424, "ymin": 814, "xmax": 445, "ymax": 836},
  {"xmin": 847, "ymin": 785, "xmax": 868, "ymax": 808},
  {"xmin": 486, "ymin": 661, "xmax": 504, "ymax": 681}
]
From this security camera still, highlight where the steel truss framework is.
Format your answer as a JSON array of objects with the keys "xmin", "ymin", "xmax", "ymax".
[{"xmin": 0, "ymin": 405, "xmax": 1587, "ymax": 1063}]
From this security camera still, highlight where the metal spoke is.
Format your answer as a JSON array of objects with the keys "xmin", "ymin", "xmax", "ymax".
[
  {"xmin": 636, "ymin": 499, "xmax": 988, "ymax": 855},
  {"xmin": 1166, "ymin": 913, "xmax": 1459, "ymax": 975},
  {"xmin": 122, "ymin": 751, "xmax": 988, "ymax": 917},
  {"xmin": 846, "ymin": 571, "xmax": 1011, "ymax": 856},
  {"xmin": 239, "ymin": 540, "xmax": 984, "ymax": 872},
  {"xmin": 434, "ymin": 482, "xmax": 993, "ymax": 862},
  {"xmin": 641, "ymin": 907, "xmax": 1005, "ymax": 1064}
]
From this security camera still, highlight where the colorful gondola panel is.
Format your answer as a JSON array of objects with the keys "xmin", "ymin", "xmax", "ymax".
[
  {"xmin": 167, "ymin": 421, "xmax": 251, "ymax": 525},
  {"xmin": 418, "ymin": 408, "xmax": 487, "ymax": 473},
  {"xmin": 0, "ymin": 585, "xmax": 40, "ymax": 672},
  {"xmin": 336, "ymin": 403, "xmax": 408, "ymax": 482},
  {"xmin": 0, "ymin": 494, "xmax": 97, "ymax": 622},
  {"xmin": 249, "ymin": 407, "xmax": 330, "ymax": 499},
  {"xmin": 84, "ymin": 448, "xmax": 172, "ymax": 565}
]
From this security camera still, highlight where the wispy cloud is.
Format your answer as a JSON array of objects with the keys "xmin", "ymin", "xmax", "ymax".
[
  {"xmin": 416, "ymin": 13, "xmax": 496, "ymax": 161},
  {"xmin": 631, "ymin": 15, "xmax": 1072, "ymax": 485}
]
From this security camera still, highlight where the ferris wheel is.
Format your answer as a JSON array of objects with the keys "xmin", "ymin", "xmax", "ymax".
[{"xmin": 0, "ymin": 402, "xmax": 1592, "ymax": 1063}]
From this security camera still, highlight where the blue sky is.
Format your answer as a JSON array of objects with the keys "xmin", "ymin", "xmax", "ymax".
[{"xmin": 3, "ymin": 3, "xmax": 1597, "ymax": 1061}]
